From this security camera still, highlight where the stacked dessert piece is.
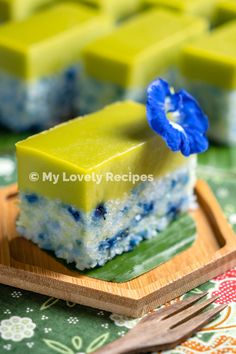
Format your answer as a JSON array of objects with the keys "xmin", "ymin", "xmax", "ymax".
[
  {"xmin": 78, "ymin": 8, "xmax": 207, "ymax": 114},
  {"xmin": 180, "ymin": 21, "xmax": 236, "ymax": 144},
  {"xmin": 16, "ymin": 79, "xmax": 209, "ymax": 270},
  {"xmin": 0, "ymin": 3, "xmax": 209, "ymax": 132},
  {"xmin": 0, "ymin": 2, "xmax": 113, "ymax": 131}
]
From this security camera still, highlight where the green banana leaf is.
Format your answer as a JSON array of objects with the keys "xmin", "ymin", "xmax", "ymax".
[
  {"xmin": 0, "ymin": 129, "xmax": 29, "ymax": 153},
  {"xmin": 49, "ymin": 214, "xmax": 196, "ymax": 283},
  {"xmin": 199, "ymin": 142, "xmax": 236, "ymax": 173},
  {"xmin": 81, "ymin": 213, "xmax": 197, "ymax": 282}
]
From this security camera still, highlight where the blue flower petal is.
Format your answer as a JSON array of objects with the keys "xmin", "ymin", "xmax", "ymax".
[{"xmin": 146, "ymin": 78, "xmax": 209, "ymax": 157}]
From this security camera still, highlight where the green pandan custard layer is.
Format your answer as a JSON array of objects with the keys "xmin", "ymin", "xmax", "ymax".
[
  {"xmin": 0, "ymin": 2, "xmax": 113, "ymax": 80},
  {"xmin": 181, "ymin": 21, "xmax": 236, "ymax": 90},
  {"xmin": 82, "ymin": 8, "xmax": 207, "ymax": 89},
  {"xmin": 16, "ymin": 101, "xmax": 187, "ymax": 212}
]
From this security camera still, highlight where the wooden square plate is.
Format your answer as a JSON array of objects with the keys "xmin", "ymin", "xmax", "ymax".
[{"xmin": 0, "ymin": 180, "xmax": 236, "ymax": 317}]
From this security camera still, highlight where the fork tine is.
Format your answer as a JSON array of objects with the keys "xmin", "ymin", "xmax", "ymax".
[
  {"xmin": 168, "ymin": 295, "xmax": 219, "ymax": 328},
  {"xmin": 140, "ymin": 292, "xmax": 208, "ymax": 323},
  {"xmin": 172, "ymin": 304, "xmax": 227, "ymax": 342}
]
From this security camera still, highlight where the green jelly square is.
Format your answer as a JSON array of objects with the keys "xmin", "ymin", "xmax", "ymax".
[
  {"xmin": 16, "ymin": 101, "xmax": 187, "ymax": 212},
  {"xmin": 0, "ymin": 2, "xmax": 113, "ymax": 80},
  {"xmin": 181, "ymin": 21, "xmax": 236, "ymax": 90},
  {"xmin": 82, "ymin": 8, "xmax": 207, "ymax": 88},
  {"xmin": 0, "ymin": 0, "xmax": 54, "ymax": 21}
]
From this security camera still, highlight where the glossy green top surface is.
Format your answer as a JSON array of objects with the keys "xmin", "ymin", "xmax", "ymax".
[
  {"xmin": 181, "ymin": 21, "xmax": 236, "ymax": 89},
  {"xmin": 0, "ymin": 0, "xmax": 54, "ymax": 21},
  {"xmin": 0, "ymin": 2, "xmax": 113, "ymax": 79},
  {"xmin": 16, "ymin": 101, "xmax": 186, "ymax": 211},
  {"xmin": 17, "ymin": 101, "xmax": 153, "ymax": 170},
  {"xmin": 16, "ymin": 101, "xmax": 182, "ymax": 170},
  {"xmin": 83, "ymin": 8, "xmax": 207, "ymax": 88}
]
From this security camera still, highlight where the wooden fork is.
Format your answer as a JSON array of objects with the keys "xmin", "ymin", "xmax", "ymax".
[{"xmin": 94, "ymin": 292, "xmax": 227, "ymax": 354}]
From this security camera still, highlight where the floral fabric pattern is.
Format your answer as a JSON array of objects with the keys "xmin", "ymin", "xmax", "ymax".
[
  {"xmin": 211, "ymin": 270, "xmax": 236, "ymax": 304},
  {"xmin": 0, "ymin": 317, "xmax": 36, "ymax": 342}
]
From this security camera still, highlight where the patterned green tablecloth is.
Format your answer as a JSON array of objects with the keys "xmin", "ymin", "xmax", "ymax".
[{"xmin": 0, "ymin": 145, "xmax": 236, "ymax": 354}]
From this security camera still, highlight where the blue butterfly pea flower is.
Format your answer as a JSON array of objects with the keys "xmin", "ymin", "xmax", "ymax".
[{"xmin": 146, "ymin": 78, "xmax": 209, "ymax": 157}]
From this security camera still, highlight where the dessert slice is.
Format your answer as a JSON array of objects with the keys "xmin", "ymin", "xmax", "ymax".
[
  {"xmin": 0, "ymin": 0, "xmax": 53, "ymax": 22},
  {"xmin": 180, "ymin": 21, "xmax": 236, "ymax": 144},
  {"xmin": 213, "ymin": 0, "xmax": 236, "ymax": 26},
  {"xmin": 16, "ymin": 100, "xmax": 197, "ymax": 270},
  {"xmin": 0, "ymin": 3, "xmax": 113, "ymax": 132},
  {"xmin": 144, "ymin": 0, "xmax": 217, "ymax": 20},
  {"xmin": 79, "ymin": 0, "xmax": 143, "ymax": 20},
  {"xmin": 78, "ymin": 8, "xmax": 207, "ymax": 114}
]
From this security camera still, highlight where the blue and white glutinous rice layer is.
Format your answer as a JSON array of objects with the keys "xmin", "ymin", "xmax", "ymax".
[
  {"xmin": 76, "ymin": 67, "xmax": 178, "ymax": 115},
  {"xmin": 180, "ymin": 76, "xmax": 236, "ymax": 145},
  {"xmin": 0, "ymin": 65, "xmax": 81, "ymax": 132},
  {"xmin": 17, "ymin": 157, "xmax": 197, "ymax": 270}
]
